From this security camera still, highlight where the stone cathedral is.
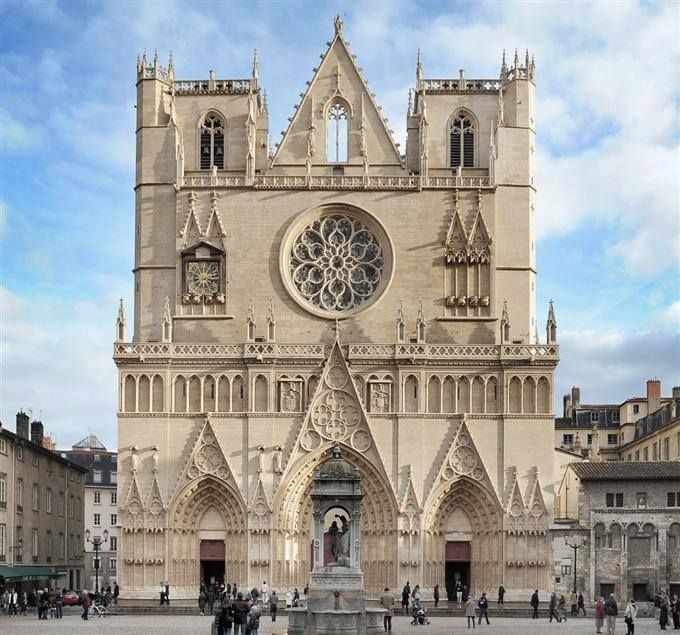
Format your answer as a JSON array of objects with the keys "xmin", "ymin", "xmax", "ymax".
[{"xmin": 115, "ymin": 17, "xmax": 559, "ymax": 600}]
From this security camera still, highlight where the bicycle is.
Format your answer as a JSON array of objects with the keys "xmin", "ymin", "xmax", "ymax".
[{"xmin": 91, "ymin": 602, "xmax": 112, "ymax": 617}]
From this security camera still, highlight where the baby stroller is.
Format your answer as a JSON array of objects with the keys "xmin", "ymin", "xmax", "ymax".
[{"xmin": 410, "ymin": 603, "xmax": 430, "ymax": 626}]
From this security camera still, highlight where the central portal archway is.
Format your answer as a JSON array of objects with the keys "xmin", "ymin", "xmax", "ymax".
[
  {"xmin": 273, "ymin": 444, "xmax": 398, "ymax": 592},
  {"xmin": 424, "ymin": 476, "xmax": 502, "ymax": 593},
  {"xmin": 169, "ymin": 476, "xmax": 247, "ymax": 592}
]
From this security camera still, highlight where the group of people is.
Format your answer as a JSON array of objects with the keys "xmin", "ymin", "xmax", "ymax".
[{"xmin": 2, "ymin": 586, "xmax": 64, "ymax": 618}]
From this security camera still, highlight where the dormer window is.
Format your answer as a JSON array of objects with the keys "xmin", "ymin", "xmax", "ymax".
[
  {"xmin": 327, "ymin": 101, "xmax": 349, "ymax": 163},
  {"xmin": 200, "ymin": 113, "xmax": 225, "ymax": 170},
  {"xmin": 449, "ymin": 111, "xmax": 475, "ymax": 168}
]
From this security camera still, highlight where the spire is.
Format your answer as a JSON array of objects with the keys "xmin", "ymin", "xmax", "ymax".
[
  {"xmin": 396, "ymin": 301, "xmax": 406, "ymax": 343},
  {"xmin": 500, "ymin": 300, "xmax": 510, "ymax": 344},
  {"xmin": 334, "ymin": 13, "xmax": 344, "ymax": 35},
  {"xmin": 153, "ymin": 48, "xmax": 159, "ymax": 69},
  {"xmin": 546, "ymin": 299, "xmax": 558, "ymax": 344},
  {"xmin": 407, "ymin": 88, "xmax": 413, "ymax": 116},
  {"xmin": 246, "ymin": 298, "xmax": 256, "ymax": 342},
  {"xmin": 168, "ymin": 51, "xmax": 174, "ymax": 75},
  {"xmin": 416, "ymin": 299, "xmax": 426, "ymax": 343},
  {"xmin": 525, "ymin": 49, "xmax": 530, "ymax": 70},
  {"xmin": 116, "ymin": 297, "xmax": 126, "ymax": 342},
  {"xmin": 416, "ymin": 48, "xmax": 423, "ymax": 88},
  {"xmin": 161, "ymin": 296, "xmax": 172, "ymax": 343},
  {"xmin": 266, "ymin": 297, "xmax": 276, "ymax": 342},
  {"xmin": 500, "ymin": 49, "xmax": 507, "ymax": 79},
  {"xmin": 252, "ymin": 48, "xmax": 259, "ymax": 82},
  {"xmin": 513, "ymin": 48, "xmax": 519, "ymax": 69}
]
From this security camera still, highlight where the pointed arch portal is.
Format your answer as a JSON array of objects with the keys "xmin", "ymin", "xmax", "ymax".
[{"xmin": 273, "ymin": 443, "xmax": 398, "ymax": 592}]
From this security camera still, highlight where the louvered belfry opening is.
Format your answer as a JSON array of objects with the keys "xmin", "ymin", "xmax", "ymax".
[
  {"xmin": 450, "ymin": 112, "xmax": 475, "ymax": 168},
  {"xmin": 200, "ymin": 113, "xmax": 225, "ymax": 169}
]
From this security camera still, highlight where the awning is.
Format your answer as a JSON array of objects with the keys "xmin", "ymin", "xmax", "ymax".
[{"xmin": 0, "ymin": 565, "xmax": 64, "ymax": 582}]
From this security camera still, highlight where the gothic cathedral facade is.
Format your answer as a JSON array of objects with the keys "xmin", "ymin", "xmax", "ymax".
[{"xmin": 116, "ymin": 18, "xmax": 559, "ymax": 599}]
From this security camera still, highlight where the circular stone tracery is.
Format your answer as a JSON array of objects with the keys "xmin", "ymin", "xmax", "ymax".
[{"xmin": 282, "ymin": 206, "xmax": 393, "ymax": 318}]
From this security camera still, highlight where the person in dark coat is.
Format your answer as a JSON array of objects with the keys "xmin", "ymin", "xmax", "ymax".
[
  {"xmin": 232, "ymin": 592, "xmax": 250, "ymax": 635},
  {"xmin": 671, "ymin": 594, "xmax": 680, "ymax": 629},
  {"xmin": 549, "ymin": 592, "xmax": 559, "ymax": 622},
  {"xmin": 216, "ymin": 598, "xmax": 233, "ymax": 635},
  {"xmin": 207, "ymin": 586, "xmax": 215, "ymax": 615},
  {"xmin": 498, "ymin": 585, "xmax": 505, "ymax": 606},
  {"xmin": 113, "ymin": 583, "xmax": 119, "ymax": 604},
  {"xmin": 578, "ymin": 591, "xmax": 586, "ymax": 616},
  {"xmin": 269, "ymin": 590, "xmax": 278, "ymax": 622},
  {"xmin": 433, "ymin": 584, "xmax": 440, "ymax": 608},
  {"xmin": 659, "ymin": 592, "xmax": 669, "ymax": 630},
  {"xmin": 605, "ymin": 593, "xmax": 618, "ymax": 634},
  {"xmin": 478, "ymin": 592, "xmax": 490, "ymax": 625},
  {"xmin": 401, "ymin": 582, "xmax": 410, "ymax": 614},
  {"xmin": 531, "ymin": 589, "xmax": 540, "ymax": 619},
  {"xmin": 198, "ymin": 588, "xmax": 207, "ymax": 615}
]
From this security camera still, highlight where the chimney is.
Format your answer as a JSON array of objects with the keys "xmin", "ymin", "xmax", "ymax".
[
  {"xmin": 647, "ymin": 379, "xmax": 661, "ymax": 414},
  {"xmin": 672, "ymin": 386, "xmax": 680, "ymax": 400},
  {"xmin": 571, "ymin": 386, "xmax": 581, "ymax": 411},
  {"xmin": 16, "ymin": 411, "xmax": 30, "ymax": 439},
  {"xmin": 563, "ymin": 393, "xmax": 572, "ymax": 418},
  {"xmin": 30, "ymin": 420, "xmax": 44, "ymax": 446}
]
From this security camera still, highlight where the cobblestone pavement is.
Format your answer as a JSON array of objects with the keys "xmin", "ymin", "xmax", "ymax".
[{"xmin": 0, "ymin": 613, "xmax": 666, "ymax": 634}]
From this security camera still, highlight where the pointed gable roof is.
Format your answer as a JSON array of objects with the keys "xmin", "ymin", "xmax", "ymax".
[
  {"xmin": 284, "ymin": 341, "xmax": 392, "ymax": 489},
  {"xmin": 171, "ymin": 416, "xmax": 241, "ymax": 502},
  {"xmin": 271, "ymin": 18, "xmax": 403, "ymax": 167},
  {"xmin": 505, "ymin": 469, "xmax": 525, "ymax": 517},
  {"xmin": 445, "ymin": 192, "xmax": 467, "ymax": 263},
  {"xmin": 468, "ymin": 193, "xmax": 492, "ymax": 264},
  {"xmin": 526, "ymin": 471, "xmax": 547, "ymax": 518}
]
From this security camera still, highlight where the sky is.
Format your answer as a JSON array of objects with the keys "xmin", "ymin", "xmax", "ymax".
[{"xmin": 0, "ymin": 0, "xmax": 678, "ymax": 450}]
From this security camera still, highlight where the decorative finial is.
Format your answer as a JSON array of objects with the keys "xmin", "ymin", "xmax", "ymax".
[
  {"xmin": 334, "ymin": 14, "xmax": 344, "ymax": 35},
  {"xmin": 416, "ymin": 48, "xmax": 423, "ymax": 84},
  {"xmin": 141, "ymin": 49, "xmax": 147, "ymax": 67},
  {"xmin": 501, "ymin": 49, "xmax": 507, "ymax": 78},
  {"xmin": 252, "ymin": 48, "xmax": 259, "ymax": 80},
  {"xmin": 118, "ymin": 297, "xmax": 125, "ymax": 320},
  {"xmin": 153, "ymin": 48, "xmax": 159, "ymax": 69},
  {"xmin": 168, "ymin": 51, "xmax": 174, "ymax": 72},
  {"xmin": 116, "ymin": 297, "xmax": 126, "ymax": 342},
  {"xmin": 525, "ymin": 49, "xmax": 530, "ymax": 69},
  {"xmin": 513, "ymin": 48, "xmax": 519, "ymax": 68}
]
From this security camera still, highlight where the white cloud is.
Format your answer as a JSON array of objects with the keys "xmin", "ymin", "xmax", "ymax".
[{"xmin": 658, "ymin": 300, "xmax": 680, "ymax": 327}]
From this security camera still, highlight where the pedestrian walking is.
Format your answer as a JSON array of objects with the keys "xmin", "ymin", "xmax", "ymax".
[
  {"xmin": 497, "ymin": 585, "xmax": 505, "ymax": 606},
  {"xmin": 624, "ymin": 599, "xmax": 637, "ymax": 635},
  {"xmin": 79, "ymin": 589, "xmax": 90, "ymax": 620},
  {"xmin": 595, "ymin": 597, "xmax": 605, "ymax": 633},
  {"xmin": 269, "ymin": 591, "xmax": 278, "ymax": 622},
  {"xmin": 199, "ymin": 587, "xmax": 207, "ymax": 615},
  {"xmin": 577, "ymin": 591, "xmax": 586, "ymax": 616},
  {"xmin": 113, "ymin": 583, "xmax": 119, "ymax": 605},
  {"xmin": 660, "ymin": 592, "xmax": 669, "ymax": 630},
  {"xmin": 159, "ymin": 580, "xmax": 166, "ymax": 605},
  {"xmin": 530, "ymin": 589, "xmax": 540, "ymax": 619},
  {"xmin": 478, "ymin": 592, "xmax": 490, "ymax": 625},
  {"xmin": 465, "ymin": 595, "xmax": 477, "ymax": 628},
  {"xmin": 232, "ymin": 583, "xmax": 238, "ymax": 600},
  {"xmin": 380, "ymin": 587, "xmax": 395, "ymax": 632},
  {"xmin": 558, "ymin": 594, "xmax": 568, "ymax": 622},
  {"xmin": 292, "ymin": 587, "xmax": 300, "ymax": 607},
  {"xmin": 7, "ymin": 587, "xmax": 17, "ymax": 616},
  {"xmin": 303, "ymin": 584, "xmax": 309, "ymax": 604},
  {"xmin": 456, "ymin": 580, "xmax": 463, "ymax": 608},
  {"xmin": 401, "ymin": 582, "xmax": 410, "ymax": 614},
  {"xmin": 569, "ymin": 590, "xmax": 578, "ymax": 616},
  {"xmin": 549, "ymin": 592, "xmax": 559, "ymax": 622},
  {"xmin": 671, "ymin": 594, "xmax": 680, "ymax": 629},
  {"xmin": 605, "ymin": 593, "xmax": 618, "ymax": 635},
  {"xmin": 433, "ymin": 583, "xmax": 440, "ymax": 608},
  {"xmin": 55, "ymin": 588, "xmax": 63, "ymax": 619}
]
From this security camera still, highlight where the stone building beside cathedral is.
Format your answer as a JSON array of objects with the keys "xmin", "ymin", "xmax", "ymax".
[{"xmin": 115, "ymin": 17, "xmax": 559, "ymax": 599}]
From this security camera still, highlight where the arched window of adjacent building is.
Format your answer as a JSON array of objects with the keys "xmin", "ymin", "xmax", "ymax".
[
  {"xmin": 669, "ymin": 523, "xmax": 680, "ymax": 550},
  {"xmin": 326, "ymin": 100, "xmax": 349, "ymax": 163},
  {"xmin": 449, "ymin": 111, "xmax": 475, "ymax": 168},
  {"xmin": 200, "ymin": 113, "xmax": 225, "ymax": 170},
  {"xmin": 594, "ymin": 523, "xmax": 606, "ymax": 549},
  {"xmin": 610, "ymin": 523, "xmax": 622, "ymax": 549}
]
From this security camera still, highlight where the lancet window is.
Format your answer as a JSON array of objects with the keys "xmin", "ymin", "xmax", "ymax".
[
  {"xmin": 200, "ymin": 113, "xmax": 225, "ymax": 170},
  {"xmin": 326, "ymin": 101, "xmax": 349, "ymax": 163},
  {"xmin": 449, "ymin": 111, "xmax": 475, "ymax": 168}
]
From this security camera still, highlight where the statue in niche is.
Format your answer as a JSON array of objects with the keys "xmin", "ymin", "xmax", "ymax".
[
  {"xmin": 336, "ymin": 514, "xmax": 350, "ymax": 558},
  {"xmin": 281, "ymin": 385, "xmax": 301, "ymax": 412},
  {"xmin": 257, "ymin": 445, "xmax": 265, "ymax": 473},
  {"xmin": 129, "ymin": 446, "xmax": 138, "ymax": 475},
  {"xmin": 328, "ymin": 520, "xmax": 340, "ymax": 561},
  {"xmin": 370, "ymin": 384, "xmax": 390, "ymax": 413},
  {"xmin": 272, "ymin": 446, "xmax": 283, "ymax": 474}
]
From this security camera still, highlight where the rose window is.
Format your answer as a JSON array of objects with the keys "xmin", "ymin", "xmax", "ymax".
[{"xmin": 286, "ymin": 212, "xmax": 389, "ymax": 316}]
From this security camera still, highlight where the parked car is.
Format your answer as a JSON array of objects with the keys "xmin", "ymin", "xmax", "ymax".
[{"xmin": 62, "ymin": 591, "xmax": 80, "ymax": 606}]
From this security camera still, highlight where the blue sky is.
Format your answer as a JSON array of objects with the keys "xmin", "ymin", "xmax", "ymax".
[{"xmin": 1, "ymin": 0, "xmax": 678, "ymax": 450}]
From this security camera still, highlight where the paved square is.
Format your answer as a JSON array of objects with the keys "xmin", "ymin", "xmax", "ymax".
[{"xmin": 0, "ymin": 613, "xmax": 663, "ymax": 634}]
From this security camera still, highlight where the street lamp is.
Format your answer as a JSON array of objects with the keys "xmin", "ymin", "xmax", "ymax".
[
  {"xmin": 564, "ymin": 534, "xmax": 587, "ymax": 595},
  {"xmin": 85, "ymin": 528, "xmax": 109, "ymax": 594}
]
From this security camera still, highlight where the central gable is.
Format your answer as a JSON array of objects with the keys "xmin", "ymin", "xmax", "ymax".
[{"xmin": 272, "ymin": 17, "xmax": 403, "ymax": 167}]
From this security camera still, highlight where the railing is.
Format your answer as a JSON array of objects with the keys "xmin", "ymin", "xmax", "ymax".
[
  {"xmin": 114, "ymin": 342, "xmax": 558, "ymax": 362},
  {"xmin": 422, "ymin": 78, "xmax": 501, "ymax": 93},
  {"xmin": 113, "ymin": 342, "xmax": 328, "ymax": 360},
  {"xmin": 174, "ymin": 79, "xmax": 252, "ymax": 95},
  {"xmin": 178, "ymin": 174, "xmax": 492, "ymax": 190}
]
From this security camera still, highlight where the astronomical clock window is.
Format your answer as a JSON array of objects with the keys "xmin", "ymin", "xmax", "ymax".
[
  {"xmin": 200, "ymin": 113, "xmax": 225, "ymax": 170},
  {"xmin": 281, "ymin": 204, "xmax": 394, "ymax": 318},
  {"xmin": 181, "ymin": 242, "xmax": 226, "ymax": 314},
  {"xmin": 449, "ymin": 111, "xmax": 475, "ymax": 168}
]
